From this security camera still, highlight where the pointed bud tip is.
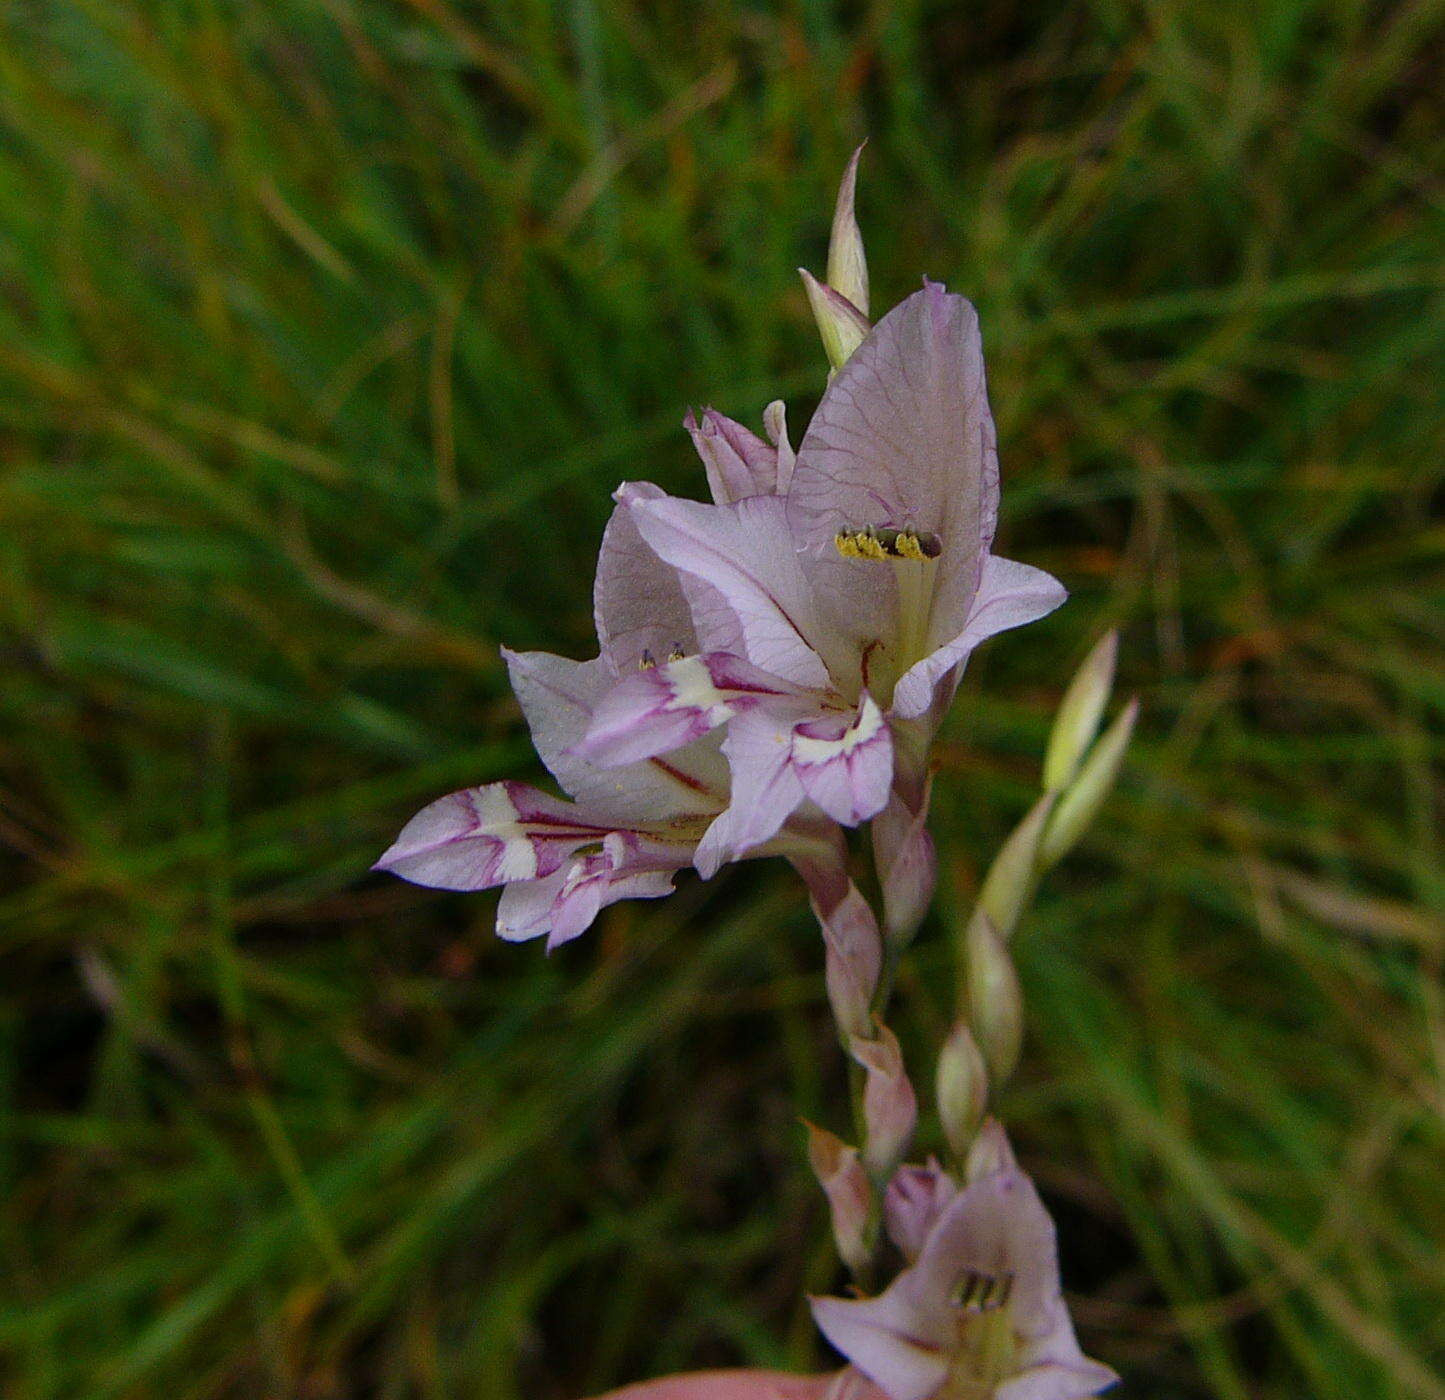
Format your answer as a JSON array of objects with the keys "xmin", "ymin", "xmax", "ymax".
[
  {"xmin": 803, "ymin": 1118, "xmax": 847, "ymax": 1167},
  {"xmin": 803, "ymin": 1121, "xmax": 873, "ymax": 1276},
  {"xmin": 964, "ymin": 1115, "xmax": 1019, "ymax": 1183},
  {"xmin": 936, "ymin": 1021, "xmax": 989, "ymax": 1159},
  {"xmin": 975, "ymin": 791, "xmax": 1054, "ymax": 941},
  {"xmin": 1040, "ymin": 695, "xmax": 1139, "ymax": 868},
  {"xmin": 1043, "ymin": 630, "xmax": 1121, "ymax": 792},
  {"xmin": 827, "ymin": 143, "xmax": 870, "ymax": 317}
]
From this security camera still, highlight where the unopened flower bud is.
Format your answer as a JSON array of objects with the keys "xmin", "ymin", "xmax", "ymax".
[
  {"xmin": 872, "ymin": 784, "xmax": 937, "ymax": 949},
  {"xmin": 883, "ymin": 1159, "xmax": 957, "ymax": 1262},
  {"xmin": 826, "ymin": 143, "xmax": 870, "ymax": 317},
  {"xmin": 815, "ymin": 882, "xmax": 883, "ymax": 1043},
  {"xmin": 1043, "ymin": 631, "xmax": 1118, "ymax": 793},
  {"xmin": 1040, "ymin": 696, "xmax": 1139, "ymax": 868},
  {"xmin": 964, "ymin": 912, "xmax": 1024, "ymax": 1087},
  {"xmin": 976, "ymin": 792, "xmax": 1054, "ymax": 942},
  {"xmin": 936, "ymin": 1021, "xmax": 989, "ymax": 1159},
  {"xmin": 963, "ymin": 1115, "xmax": 1019, "ymax": 1184},
  {"xmin": 849, "ymin": 1022, "xmax": 918, "ymax": 1181},
  {"xmin": 805, "ymin": 1122, "xmax": 874, "ymax": 1276},
  {"xmin": 800, "ymin": 267, "xmax": 869, "ymax": 372}
]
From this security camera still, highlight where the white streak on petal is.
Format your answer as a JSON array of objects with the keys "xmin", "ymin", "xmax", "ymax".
[
  {"xmin": 496, "ymin": 838, "xmax": 691, "ymax": 948},
  {"xmin": 375, "ymin": 781, "xmax": 605, "ymax": 891},
  {"xmin": 789, "ymin": 695, "xmax": 893, "ymax": 826},
  {"xmin": 669, "ymin": 653, "xmax": 730, "ymax": 715},
  {"xmin": 505, "ymin": 647, "xmax": 728, "ymax": 820},
  {"xmin": 791, "ymin": 692, "xmax": 886, "ymax": 764},
  {"xmin": 579, "ymin": 653, "xmax": 804, "ymax": 769}
]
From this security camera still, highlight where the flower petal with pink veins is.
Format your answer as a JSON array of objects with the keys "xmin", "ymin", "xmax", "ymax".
[
  {"xmin": 694, "ymin": 708, "xmax": 807, "ymax": 877},
  {"xmin": 504, "ymin": 649, "xmax": 726, "ymax": 821},
  {"xmin": 788, "ymin": 282, "xmax": 1000, "ymax": 651},
  {"xmin": 594, "ymin": 483, "xmax": 702, "ymax": 677},
  {"xmin": 578, "ymin": 653, "xmax": 809, "ymax": 768},
  {"xmin": 372, "ymin": 781, "xmax": 614, "ymax": 891}
]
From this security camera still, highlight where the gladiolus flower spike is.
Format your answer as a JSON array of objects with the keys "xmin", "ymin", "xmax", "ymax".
[
  {"xmin": 378, "ymin": 177, "xmax": 1065, "ymax": 955},
  {"xmin": 374, "ymin": 147, "xmax": 1120, "ymax": 1400}
]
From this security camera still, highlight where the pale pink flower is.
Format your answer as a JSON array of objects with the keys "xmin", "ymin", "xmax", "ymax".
[
  {"xmin": 373, "ymin": 492, "xmax": 729, "ymax": 947},
  {"xmin": 810, "ymin": 1125, "xmax": 1117, "ymax": 1400},
  {"xmin": 574, "ymin": 284, "xmax": 1064, "ymax": 893},
  {"xmin": 378, "ymin": 177, "xmax": 1062, "ymax": 964},
  {"xmin": 374, "ymin": 468, "xmax": 867, "ymax": 949}
]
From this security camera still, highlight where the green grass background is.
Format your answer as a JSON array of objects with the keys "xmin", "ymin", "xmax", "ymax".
[{"xmin": 1, "ymin": 1, "xmax": 1442, "ymax": 1396}]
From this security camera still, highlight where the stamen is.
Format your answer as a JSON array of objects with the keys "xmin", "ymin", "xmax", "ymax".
[
  {"xmin": 638, "ymin": 649, "xmax": 656, "ymax": 670},
  {"xmin": 835, "ymin": 528, "xmax": 889, "ymax": 560},
  {"xmin": 954, "ymin": 1269, "xmax": 1013, "ymax": 1313},
  {"xmin": 892, "ymin": 530, "xmax": 940, "ymax": 561},
  {"xmin": 667, "ymin": 644, "xmax": 687, "ymax": 662},
  {"xmin": 834, "ymin": 522, "xmax": 941, "ymax": 690},
  {"xmin": 834, "ymin": 524, "xmax": 941, "ymax": 561}
]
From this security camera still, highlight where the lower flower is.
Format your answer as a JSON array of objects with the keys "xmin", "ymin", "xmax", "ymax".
[
  {"xmin": 590, "ymin": 1368, "xmax": 885, "ymax": 1399},
  {"xmin": 810, "ymin": 1124, "xmax": 1117, "ymax": 1400}
]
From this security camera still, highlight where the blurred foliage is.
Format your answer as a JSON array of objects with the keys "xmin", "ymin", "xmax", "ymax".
[{"xmin": 1, "ymin": 0, "xmax": 1442, "ymax": 1397}]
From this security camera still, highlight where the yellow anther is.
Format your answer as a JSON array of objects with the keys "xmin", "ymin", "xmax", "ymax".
[
  {"xmin": 834, "ymin": 525, "xmax": 941, "ymax": 562},
  {"xmin": 835, "ymin": 529, "xmax": 888, "ymax": 560}
]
